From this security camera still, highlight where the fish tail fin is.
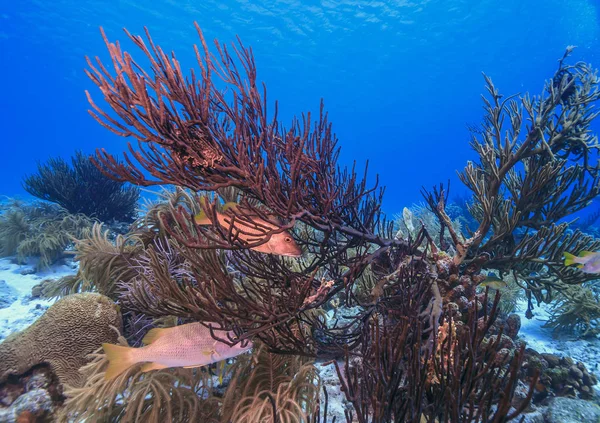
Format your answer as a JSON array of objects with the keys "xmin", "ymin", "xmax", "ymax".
[
  {"xmin": 194, "ymin": 196, "xmax": 215, "ymax": 225},
  {"xmin": 103, "ymin": 343, "xmax": 136, "ymax": 381},
  {"xmin": 217, "ymin": 360, "xmax": 226, "ymax": 384},
  {"xmin": 194, "ymin": 209, "xmax": 211, "ymax": 225},
  {"xmin": 222, "ymin": 202, "xmax": 239, "ymax": 213},
  {"xmin": 580, "ymin": 251, "xmax": 596, "ymax": 257},
  {"xmin": 564, "ymin": 252, "xmax": 579, "ymax": 267}
]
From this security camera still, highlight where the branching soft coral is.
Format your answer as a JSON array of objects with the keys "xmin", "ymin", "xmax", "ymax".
[
  {"xmin": 221, "ymin": 343, "xmax": 320, "ymax": 423},
  {"xmin": 23, "ymin": 151, "xmax": 140, "ymax": 223},
  {"xmin": 60, "ymin": 330, "xmax": 319, "ymax": 423},
  {"xmin": 0, "ymin": 201, "xmax": 94, "ymax": 269},
  {"xmin": 335, "ymin": 257, "xmax": 534, "ymax": 423},
  {"xmin": 44, "ymin": 223, "xmax": 143, "ymax": 298},
  {"xmin": 85, "ymin": 24, "xmax": 399, "ymax": 315},
  {"xmin": 544, "ymin": 284, "xmax": 600, "ymax": 337},
  {"xmin": 78, "ymin": 24, "xmax": 556, "ymax": 422},
  {"xmin": 423, "ymin": 48, "xmax": 600, "ymax": 311}
]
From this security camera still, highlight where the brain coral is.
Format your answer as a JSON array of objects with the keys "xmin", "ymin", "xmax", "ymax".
[{"xmin": 0, "ymin": 293, "xmax": 122, "ymax": 388}]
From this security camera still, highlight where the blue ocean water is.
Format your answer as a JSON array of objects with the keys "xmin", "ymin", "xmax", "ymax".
[{"xmin": 1, "ymin": 0, "xmax": 599, "ymax": 214}]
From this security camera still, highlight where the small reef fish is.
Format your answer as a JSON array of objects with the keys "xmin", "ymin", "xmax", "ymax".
[
  {"xmin": 194, "ymin": 201, "xmax": 302, "ymax": 257},
  {"xmin": 102, "ymin": 322, "xmax": 253, "ymax": 380},
  {"xmin": 478, "ymin": 274, "xmax": 507, "ymax": 290},
  {"xmin": 564, "ymin": 250, "xmax": 600, "ymax": 273}
]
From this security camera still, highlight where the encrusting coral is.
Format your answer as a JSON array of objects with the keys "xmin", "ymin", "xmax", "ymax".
[
  {"xmin": 0, "ymin": 293, "xmax": 122, "ymax": 388},
  {"xmin": 0, "ymin": 365, "xmax": 63, "ymax": 422},
  {"xmin": 522, "ymin": 350, "xmax": 598, "ymax": 400},
  {"xmin": 40, "ymin": 23, "xmax": 600, "ymax": 422}
]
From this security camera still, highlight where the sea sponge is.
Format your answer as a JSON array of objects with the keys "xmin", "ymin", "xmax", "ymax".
[{"xmin": 0, "ymin": 293, "xmax": 122, "ymax": 388}]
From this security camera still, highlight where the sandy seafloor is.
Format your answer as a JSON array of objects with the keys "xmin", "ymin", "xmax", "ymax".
[
  {"xmin": 1, "ymin": 255, "xmax": 600, "ymax": 421},
  {"xmin": 0, "ymin": 257, "xmax": 75, "ymax": 342}
]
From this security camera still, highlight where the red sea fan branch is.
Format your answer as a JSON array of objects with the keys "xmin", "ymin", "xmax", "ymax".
[{"xmin": 85, "ymin": 24, "xmax": 395, "ymax": 249}]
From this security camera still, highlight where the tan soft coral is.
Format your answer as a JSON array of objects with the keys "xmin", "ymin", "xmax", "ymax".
[{"xmin": 0, "ymin": 293, "xmax": 122, "ymax": 388}]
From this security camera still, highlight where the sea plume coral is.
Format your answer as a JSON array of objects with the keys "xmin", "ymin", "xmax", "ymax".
[
  {"xmin": 544, "ymin": 284, "xmax": 600, "ymax": 337},
  {"xmin": 23, "ymin": 151, "xmax": 140, "ymax": 223},
  {"xmin": 0, "ymin": 201, "xmax": 93, "ymax": 269},
  {"xmin": 221, "ymin": 343, "xmax": 320, "ymax": 423},
  {"xmin": 335, "ymin": 255, "xmax": 534, "ymax": 423},
  {"xmin": 65, "ymin": 223, "xmax": 143, "ymax": 298}
]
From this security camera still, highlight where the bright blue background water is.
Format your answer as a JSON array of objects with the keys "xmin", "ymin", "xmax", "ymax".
[{"xmin": 1, "ymin": 0, "xmax": 599, "ymax": 215}]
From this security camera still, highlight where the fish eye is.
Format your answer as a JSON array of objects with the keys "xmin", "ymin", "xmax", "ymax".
[{"xmin": 285, "ymin": 236, "xmax": 292, "ymax": 243}]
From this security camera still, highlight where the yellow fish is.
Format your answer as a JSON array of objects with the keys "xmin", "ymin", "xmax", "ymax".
[
  {"xmin": 194, "ymin": 202, "xmax": 302, "ymax": 257},
  {"xmin": 564, "ymin": 251, "xmax": 600, "ymax": 274},
  {"xmin": 479, "ymin": 274, "xmax": 508, "ymax": 290},
  {"xmin": 102, "ymin": 323, "xmax": 252, "ymax": 380}
]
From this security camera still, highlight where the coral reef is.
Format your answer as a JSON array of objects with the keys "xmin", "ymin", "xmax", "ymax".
[
  {"xmin": 0, "ymin": 365, "xmax": 62, "ymax": 423},
  {"xmin": 422, "ymin": 47, "xmax": 600, "ymax": 316},
  {"xmin": 58, "ymin": 332, "xmax": 219, "ymax": 423},
  {"xmin": 544, "ymin": 284, "xmax": 600, "ymax": 337},
  {"xmin": 0, "ymin": 201, "xmax": 93, "ymax": 269},
  {"xmin": 44, "ymin": 223, "xmax": 143, "ymax": 299},
  {"xmin": 522, "ymin": 351, "xmax": 598, "ymax": 399},
  {"xmin": 23, "ymin": 151, "xmax": 140, "ymax": 223},
  {"xmin": 59, "ymin": 332, "xmax": 319, "ymax": 423},
  {"xmin": 394, "ymin": 203, "xmax": 464, "ymax": 250},
  {"xmin": 0, "ymin": 293, "xmax": 122, "ymax": 388},
  {"xmin": 33, "ymin": 24, "xmax": 598, "ymax": 422},
  {"xmin": 334, "ymin": 270, "xmax": 531, "ymax": 422},
  {"xmin": 221, "ymin": 343, "xmax": 320, "ymax": 422}
]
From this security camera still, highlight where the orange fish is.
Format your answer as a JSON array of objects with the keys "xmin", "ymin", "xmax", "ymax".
[
  {"xmin": 102, "ymin": 323, "xmax": 252, "ymax": 380},
  {"xmin": 194, "ymin": 202, "xmax": 302, "ymax": 257}
]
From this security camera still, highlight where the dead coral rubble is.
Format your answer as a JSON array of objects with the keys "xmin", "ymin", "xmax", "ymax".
[
  {"xmin": 522, "ymin": 350, "xmax": 598, "ymax": 401},
  {"xmin": 0, "ymin": 365, "xmax": 62, "ymax": 423}
]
